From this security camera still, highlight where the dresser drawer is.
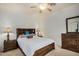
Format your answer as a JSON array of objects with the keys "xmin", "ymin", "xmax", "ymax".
[{"xmin": 62, "ymin": 33, "xmax": 79, "ymax": 53}]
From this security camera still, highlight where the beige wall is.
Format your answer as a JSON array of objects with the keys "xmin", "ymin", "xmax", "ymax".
[
  {"xmin": 0, "ymin": 4, "xmax": 45, "ymax": 51},
  {"xmin": 44, "ymin": 4, "xmax": 79, "ymax": 46}
]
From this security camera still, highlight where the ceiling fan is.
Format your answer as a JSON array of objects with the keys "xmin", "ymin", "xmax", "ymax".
[{"xmin": 30, "ymin": 3, "xmax": 56, "ymax": 13}]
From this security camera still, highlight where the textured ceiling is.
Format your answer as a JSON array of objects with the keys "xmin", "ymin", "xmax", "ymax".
[{"xmin": 0, "ymin": 3, "xmax": 79, "ymax": 14}]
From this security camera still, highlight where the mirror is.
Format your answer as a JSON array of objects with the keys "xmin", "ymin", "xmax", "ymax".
[{"xmin": 66, "ymin": 16, "xmax": 79, "ymax": 33}]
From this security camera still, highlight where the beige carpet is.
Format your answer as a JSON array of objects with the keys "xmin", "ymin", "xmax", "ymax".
[{"xmin": 0, "ymin": 46, "xmax": 79, "ymax": 56}]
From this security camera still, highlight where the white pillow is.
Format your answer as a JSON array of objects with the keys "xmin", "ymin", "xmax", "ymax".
[{"xmin": 33, "ymin": 35, "xmax": 40, "ymax": 39}]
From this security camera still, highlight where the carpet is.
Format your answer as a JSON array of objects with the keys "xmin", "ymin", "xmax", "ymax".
[{"xmin": 0, "ymin": 46, "xmax": 79, "ymax": 56}]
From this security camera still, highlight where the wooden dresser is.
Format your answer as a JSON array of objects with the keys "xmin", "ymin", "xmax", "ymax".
[
  {"xmin": 4, "ymin": 40, "xmax": 18, "ymax": 52},
  {"xmin": 62, "ymin": 33, "xmax": 79, "ymax": 53}
]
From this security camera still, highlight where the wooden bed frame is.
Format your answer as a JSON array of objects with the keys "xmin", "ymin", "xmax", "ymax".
[{"xmin": 16, "ymin": 28, "xmax": 55, "ymax": 56}]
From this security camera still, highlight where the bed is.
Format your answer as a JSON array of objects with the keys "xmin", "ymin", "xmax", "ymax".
[{"xmin": 16, "ymin": 28, "xmax": 55, "ymax": 56}]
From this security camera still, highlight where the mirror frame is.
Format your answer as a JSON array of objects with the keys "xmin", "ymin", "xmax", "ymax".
[{"xmin": 66, "ymin": 16, "xmax": 79, "ymax": 33}]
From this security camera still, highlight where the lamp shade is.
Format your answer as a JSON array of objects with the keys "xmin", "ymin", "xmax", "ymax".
[{"xmin": 4, "ymin": 27, "xmax": 12, "ymax": 33}]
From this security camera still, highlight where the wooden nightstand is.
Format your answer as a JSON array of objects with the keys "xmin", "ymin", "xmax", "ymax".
[{"xmin": 3, "ymin": 40, "xmax": 18, "ymax": 52}]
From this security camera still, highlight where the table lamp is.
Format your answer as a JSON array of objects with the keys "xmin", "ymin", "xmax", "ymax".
[
  {"xmin": 36, "ymin": 28, "xmax": 43, "ymax": 37},
  {"xmin": 4, "ymin": 27, "xmax": 12, "ymax": 41}
]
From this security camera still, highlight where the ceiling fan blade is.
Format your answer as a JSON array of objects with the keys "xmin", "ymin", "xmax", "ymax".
[
  {"xmin": 47, "ymin": 3, "xmax": 56, "ymax": 12},
  {"xmin": 30, "ymin": 6, "xmax": 37, "ymax": 8},
  {"xmin": 47, "ymin": 8, "xmax": 52, "ymax": 12},
  {"xmin": 48, "ymin": 3, "xmax": 56, "ymax": 6}
]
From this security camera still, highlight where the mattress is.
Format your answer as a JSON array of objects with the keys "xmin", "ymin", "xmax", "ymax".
[{"xmin": 17, "ymin": 37, "xmax": 54, "ymax": 56}]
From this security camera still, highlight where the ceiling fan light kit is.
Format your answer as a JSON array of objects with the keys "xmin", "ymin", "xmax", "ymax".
[
  {"xmin": 30, "ymin": 3, "xmax": 56, "ymax": 13},
  {"xmin": 39, "ymin": 4, "xmax": 48, "ymax": 10}
]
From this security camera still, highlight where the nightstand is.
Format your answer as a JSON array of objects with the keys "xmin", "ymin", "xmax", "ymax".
[{"xmin": 3, "ymin": 40, "xmax": 18, "ymax": 52}]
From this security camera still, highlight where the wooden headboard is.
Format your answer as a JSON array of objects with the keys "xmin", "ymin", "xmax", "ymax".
[{"xmin": 16, "ymin": 28, "xmax": 35, "ymax": 37}]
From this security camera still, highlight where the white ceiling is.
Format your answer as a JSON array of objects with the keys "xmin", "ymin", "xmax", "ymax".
[{"xmin": 0, "ymin": 3, "xmax": 79, "ymax": 14}]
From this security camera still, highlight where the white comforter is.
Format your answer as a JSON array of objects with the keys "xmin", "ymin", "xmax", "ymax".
[{"xmin": 17, "ymin": 37, "xmax": 54, "ymax": 56}]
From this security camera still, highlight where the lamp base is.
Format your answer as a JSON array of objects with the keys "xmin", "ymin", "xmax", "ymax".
[{"xmin": 7, "ymin": 33, "xmax": 9, "ymax": 41}]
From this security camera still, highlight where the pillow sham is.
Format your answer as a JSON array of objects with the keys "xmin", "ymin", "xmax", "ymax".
[
  {"xmin": 19, "ymin": 34, "xmax": 35, "ymax": 39},
  {"xmin": 33, "ymin": 36, "xmax": 40, "ymax": 39},
  {"xmin": 24, "ymin": 31, "xmax": 29, "ymax": 35},
  {"xmin": 19, "ymin": 35, "xmax": 26, "ymax": 38},
  {"xmin": 27, "ymin": 34, "xmax": 35, "ymax": 38}
]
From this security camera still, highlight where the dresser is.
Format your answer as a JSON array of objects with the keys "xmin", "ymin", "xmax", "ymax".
[
  {"xmin": 62, "ymin": 33, "xmax": 79, "ymax": 53},
  {"xmin": 4, "ymin": 40, "xmax": 18, "ymax": 52}
]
